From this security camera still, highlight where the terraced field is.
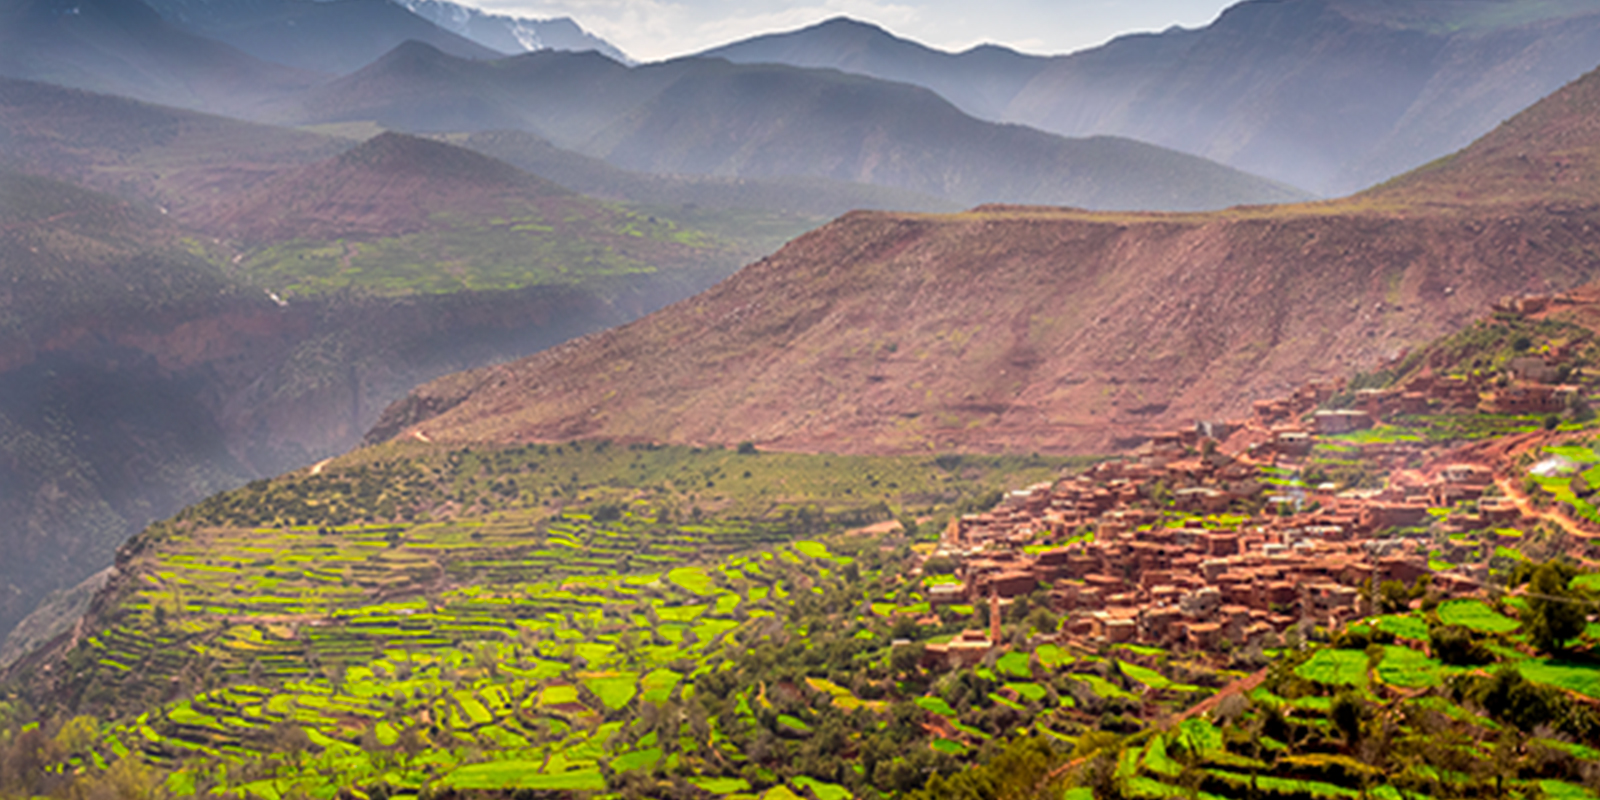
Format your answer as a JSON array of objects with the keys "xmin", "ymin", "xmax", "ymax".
[
  {"xmin": 22, "ymin": 443, "xmax": 1118, "ymax": 797},
  {"xmin": 20, "ymin": 440, "xmax": 1600, "ymax": 799}
]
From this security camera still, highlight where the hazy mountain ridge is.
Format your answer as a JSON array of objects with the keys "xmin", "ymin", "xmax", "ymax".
[
  {"xmin": 0, "ymin": 0, "xmax": 318, "ymax": 116},
  {"xmin": 699, "ymin": 3, "xmax": 1600, "ymax": 197},
  {"xmin": 287, "ymin": 43, "xmax": 1307, "ymax": 212},
  {"xmin": 0, "ymin": 83, "xmax": 764, "ymax": 643},
  {"xmin": 442, "ymin": 129, "xmax": 958, "ymax": 218},
  {"xmin": 369, "ymin": 61, "xmax": 1600, "ymax": 457},
  {"xmin": 134, "ymin": 0, "xmax": 500, "ymax": 74},
  {"xmin": 697, "ymin": 16, "xmax": 1053, "ymax": 121}
]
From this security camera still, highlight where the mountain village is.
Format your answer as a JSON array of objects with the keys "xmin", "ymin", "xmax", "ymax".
[{"xmin": 920, "ymin": 296, "xmax": 1600, "ymax": 666}]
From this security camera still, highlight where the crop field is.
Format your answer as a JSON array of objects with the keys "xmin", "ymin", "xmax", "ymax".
[
  {"xmin": 1375, "ymin": 645, "xmax": 1448, "ymax": 688},
  {"xmin": 1435, "ymin": 599, "xmax": 1521, "ymax": 634},
  {"xmin": 82, "ymin": 535, "xmax": 880, "ymax": 798},
  {"xmin": 1293, "ymin": 649, "xmax": 1369, "ymax": 688},
  {"xmin": 25, "ymin": 438, "xmax": 1600, "ymax": 800},
  {"xmin": 29, "ymin": 442, "xmax": 1149, "ymax": 798},
  {"xmin": 240, "ymin": 196, "xmax": 734, "ymax": 299},
  {"xmin": 60, "ymin": 514, "xmax": 1237, "ymax": 799}
]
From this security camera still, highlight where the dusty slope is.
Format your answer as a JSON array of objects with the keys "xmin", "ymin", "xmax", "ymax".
[
  {"xmin": 196, "ymin": 131, "xmax": 579, "ymax": 242},
  {"xmin": 369, "ymin": 64, "xmax": 1600, "ymax": 456}
]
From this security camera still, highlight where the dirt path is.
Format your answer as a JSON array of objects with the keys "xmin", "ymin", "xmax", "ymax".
[
  {"xmin": 1033, "ymin": 666, "xmax": 1270, "ymax": 789},
  {"xmin": 1496, "ymin": 475, "xmax": 1593, "ymax": 541},
  {"xmin": 0, "ymin": 211, "xmax": 78, "ymax": 233},
  {"xmin": 1171, "ymin": 666, "xmax": 1270, "ymax": 723}
]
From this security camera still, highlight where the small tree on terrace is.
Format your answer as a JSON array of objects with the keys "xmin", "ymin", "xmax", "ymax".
[{"xmin": 1523, "ymin": 561, "xmax": 1588, "ymax": 654}]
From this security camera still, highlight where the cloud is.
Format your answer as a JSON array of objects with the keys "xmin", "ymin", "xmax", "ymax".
[{"xmin": 471, "ymin": 0, "xmax": 690, "ymax": 60}]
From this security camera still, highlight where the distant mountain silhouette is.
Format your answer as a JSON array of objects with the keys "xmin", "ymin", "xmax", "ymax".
[
  {"xmin": 698, "ymin": 4, "xmax": 1600, "ymax": 196},
  {"xmin": 698, "ymin": 17, "xmax": 1047, "ymax": 121},
  {"xmin": 284, "ymin": 43, "xmax": 1307, "ymax": 212}
]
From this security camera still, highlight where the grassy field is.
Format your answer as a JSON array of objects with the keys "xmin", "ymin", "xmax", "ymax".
[{"xmin": 242, "ymin": 207, "xmax": 733, "ymax": 299}]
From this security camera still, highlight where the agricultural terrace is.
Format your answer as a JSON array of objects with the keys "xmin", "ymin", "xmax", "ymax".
[
  {"xmin": 19, "ymin": 439, "xmax": 1600, "ymax": 799},
  {"xmin": 22, "ymin": 443, "xmax": 1098, "ymax": 797},
  {"xmin": 1096, "ymin": 585, "xmax": 1600, "ymax": 800},
  {"xmin": 1526, "ymin": 441, "xmax": 1600, "ymax": 526}
]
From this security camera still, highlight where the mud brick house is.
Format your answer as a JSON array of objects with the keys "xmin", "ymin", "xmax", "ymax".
[
  {"xmin": 1312, "ymin": 409, "xmax": 1375, "ymax": 435},
  {"xmin": 1274, "ymin": 430, "xmax": 1313, "ymax": 456},
  {"xmin": 921, "ymin": 630, "xmax": 994, "ymax": 669},
  {"xmin": 932, "ymin": 376, "xmax": 1531, "ymax": 652},
  {"xmin": 1362, "ymin": 502, "xmax": 1431, "ymax": 530},
  {"xmin": 1479, "ymin": 382, "xmax": 1571, "ymax": 415}
]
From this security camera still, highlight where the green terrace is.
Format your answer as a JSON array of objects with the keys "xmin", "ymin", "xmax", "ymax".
[
  {"xmin": 41, "ymin": 524, "xmax": 1247, "ymax": 800},
  {"xmin": 1099, "ymin": 586, "xmax": 1600, "ymax": 800},
  {"xmin": 24, "ymin": 439, "xmax": 1600, "ymax": 800}
]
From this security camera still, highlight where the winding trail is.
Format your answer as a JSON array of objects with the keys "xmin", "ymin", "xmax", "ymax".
[
  {"xmin": 1496, "ymin": 475, "xmax": 1594, "ymax": 542},
  {"xmin": 1034, "ymin": 666, "xmax": 1271, "ymax": 790}
]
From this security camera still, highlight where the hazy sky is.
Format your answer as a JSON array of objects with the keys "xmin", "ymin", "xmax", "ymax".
[{"xmin": 466, "ymin": 0, "xmax": 1240, "ymax": 62}]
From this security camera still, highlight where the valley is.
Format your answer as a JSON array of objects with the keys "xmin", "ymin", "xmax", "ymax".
[
  {"xmin": 9, "ymin": 0, "xmax": 1600, "ymax": 797},
  {"xmin": 13, "ymin": 287, "xmax": 1600, "ymax": 799}
]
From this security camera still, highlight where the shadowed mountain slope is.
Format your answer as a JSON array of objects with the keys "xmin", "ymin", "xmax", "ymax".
[
  {"xmin": 193, "ymin": 131, "xmax": 576, "ymax": 242},
  {"xmin": 138, "ymin": 0, "xmax": 502, "ymax": 75},
  {"xmin": 0, "ymin": 76, "xmax": 341, "ymax": 218},
  {"xmin": 368, "ymin": 63, "xmax": 1600, "ymax": 456},
  {"xmin": 282, "ymin": 43, "xmax": 1306, "ymax": 212},
  {"xmin": 0, "ymin": 160, "xmax": 736, "ymax": 642},
  {"xmin": 0, "ymin": 0, "xmax": 316, "ymax": 116},
  {"xmin": 0, "ymin": 170, "xmax": 256, "ymax": 640},
  {"xmin": 698, "ymin": 4, "xmax": 1600, "ymax": 197}
]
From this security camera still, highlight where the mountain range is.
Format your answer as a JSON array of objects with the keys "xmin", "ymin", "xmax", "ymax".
[
  {"xmin": 6, "ymin": 0, "xmax": 1600, "ymax": 680},
  {"xmin": 700, "ymin": 3, "xmax": 1600, "ymax": 197},
  {"xmin": 0, "ymin": 77, "xmax": 774, "ymax": 641},
  {"xmin": 282, "ymin": 42, "xmax": 1306, "ymax": 212},
  {"xmin": 10, "ymin": 0, "xmax": 1600, "ymax": 796},
  {"xmin": 368, "ymin": 61, "xmax": 1600, "ymax": 457}
]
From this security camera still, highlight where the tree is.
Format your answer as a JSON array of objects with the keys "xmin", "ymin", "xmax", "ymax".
[
  {"xmin": 1523, "ymin": 562, "xmax": 1587, "ymax": 654},
  {"xmin": 1375, "ymin": 580, "xmax": 1412, "ymax": 614},
  {"xmin": 1330, "ymin": 691, "xmax": 1366, "ymax": 745},
  {"xmin": 1430, "ymin": 624, "xmax": 1493, "ymax": 666}
]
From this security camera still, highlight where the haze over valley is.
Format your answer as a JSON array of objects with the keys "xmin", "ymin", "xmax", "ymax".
[{"xmin": 9, "ymin": 2, "xmax": 1600, "ymax": 798}]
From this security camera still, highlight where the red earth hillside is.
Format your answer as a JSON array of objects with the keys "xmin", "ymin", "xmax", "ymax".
[
  {"xmin": 366, "ymin": 64, "xmax": 1600, "ymax": 456},
  {"xmin": 194, "ymin": 131, "xmax": 579, "ymax": 243}
]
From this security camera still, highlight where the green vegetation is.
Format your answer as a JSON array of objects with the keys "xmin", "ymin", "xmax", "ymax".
[
  {"xmin": 0, "ymin": 441, "xmax": 1110, "ymax": 799},
  {"xmin": 243, "ymin": 208, "xmax": 730, "ymax": 298}
]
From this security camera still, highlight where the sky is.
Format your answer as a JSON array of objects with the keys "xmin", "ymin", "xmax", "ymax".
[{"xmin": 465, "ymin": 0, "xmax": 1241, "ymax": 62}]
